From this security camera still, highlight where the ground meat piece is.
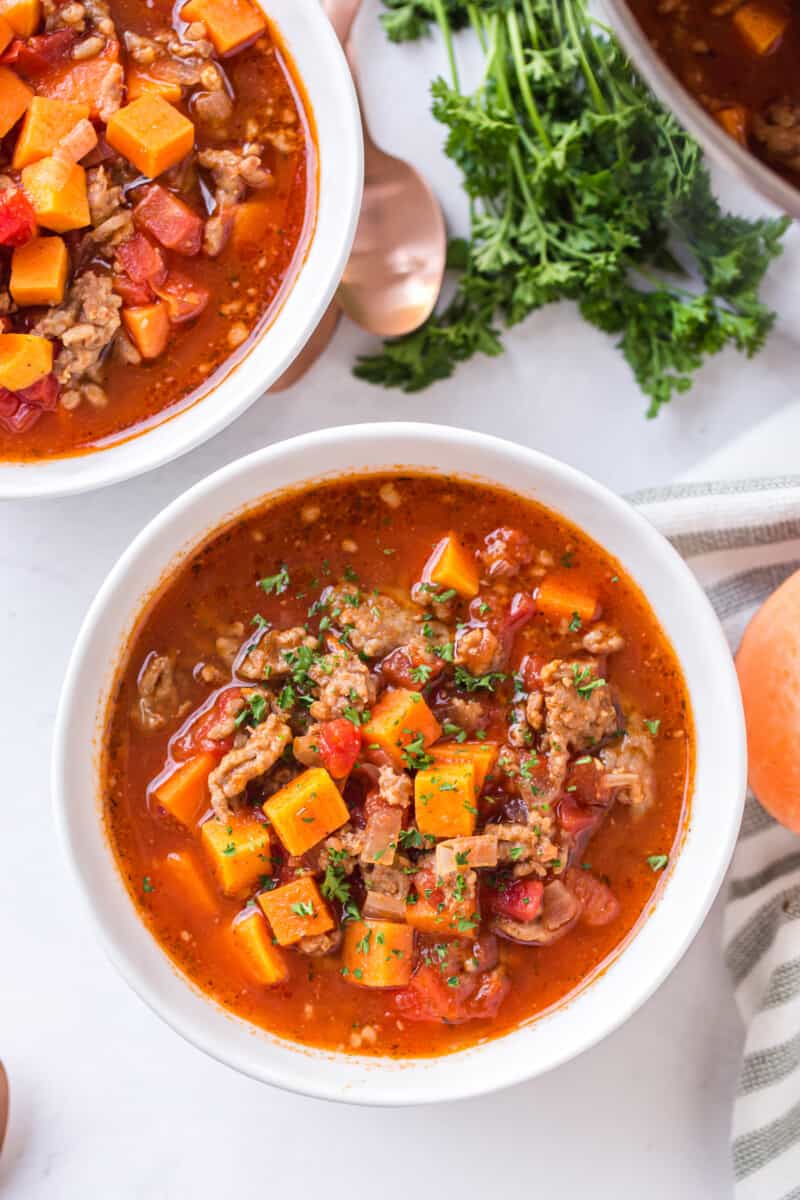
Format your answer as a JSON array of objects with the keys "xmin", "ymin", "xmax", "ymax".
[
  {"xmin": 297, "ymin": 928, "xmax": 342, "ymax": 957},
  {"xmin": 377, "ymin": 765, "xmax": 412, "ymax": 808},
  {"xmin": 239, "ymin": 627, "xmax": 318, "ymax": 681},
  {"xmin": 753, "ymin": 101, "xmax": 800, "ymax": 172},
  {"xmin": 507, "ymin": 703, "xmax": 534, "ymax": 748},
  {"xmin": 454, "ymin": 625, "xmax": 502, "ymax": 676},
  {"xmin": 87, "ymin": 165, "xmax": 126, "ymax": 227},
  {"xmin": 33, "ymin": 271, "xmax": 121, "ymax": 403},
  {"xmin": 541, "ymin": 658, "xmax": 617, "ymax": 753},
  {"xmin": 441, "ymin": 865, "xmax": 477, "ymax": 908},
  {"xmin": 96, "ymin": 61, "xmax": 124, "ymax": 121},
  {"xmin": 582, "ymin": 624, "xmax": 625, "ymax": 655},
  {"xmin": 208, "ymin": 714, "xmax": 291, "ymax": 820},
  {"xmin": 308, "ymin": 650, "xmax": 376, "ymax": 721},
  {"xmin": 479, "ymin": 527, "xmax": 534, "ymax": 580},
  {"xmin": 442, "ymin": 696, "xmax": 488, "ymax": 732},
  {"xmin": 363, "ymin": 859, "xmax": 411, "ymax": 901},
  {"xmin": 292, "ymin": 724, "xmax": 323, "ymax": 768},
  {"xmin": 524, "ymin": 690, "xmax": 544, "ymax": 733},
  {"xmin": 314, "ymin": 825, "xmax": 365, "ymax": 874},
  {"xmin": 133, "ymin": 653, "xmax": 185, "ymax": 731},
  {"xmin": 198, "ymin": 144, "xmax": 271, "ymax": 209},
  {"xmin": 484, "ymin": 817, "xmax": 563, "ymax": 878},
  {"xmin": 325, "ymin": 584, "xmax": 420, "ymax": 659},
  {"xmin": 599, "ymin": 714, "xmax": 657, "ymax": 811}
]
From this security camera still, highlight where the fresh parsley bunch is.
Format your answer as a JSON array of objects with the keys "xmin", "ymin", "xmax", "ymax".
[{"xmin": 355, "ymin": 0, "xmax": 789, "ymax": 415}]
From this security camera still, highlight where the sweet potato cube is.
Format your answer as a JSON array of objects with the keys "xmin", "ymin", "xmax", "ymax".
[
  {"xmin": 0, "ymin": 333, "xmax": 52, "ymax": 390},
  {"xmin": 0, "ymin": 0, "xmax": 41, "ymax": 36},
  {"xmin": 429, "ymin": 741, "xmax": 499, "ymax": 794},
  {"xmin": 181, "ymin": 0, "xmax": 266, "ymax": 56},
  {"xmin": 200, "ymin": 813, "xmax": 273, "ymax": 898},
  {"xmin": 424, "ymin": 533, "xmax": 480, "ymax": 599},
  {"xmin": 414, "ymin": 762, "xmax": 477, "ymax": 838},
  {"xmin": 10, "ymin": 235, "xmax": 68, "ymax": 306},
  {"xmin": 126, "ymin": 64, "xmax": 183, "ymax": 105},
  {"xmin": 232, "ymin": 909, "xmax": 289, "ymax": 985},
  {"xmin": 161, "ymin": 849, "xmax": 220, "ymax": 915},
  {"xmin": 264, "ymin": 766, "xmax": 349, "ymax": 856},
  {"xmin": 21, "ymin": 159, "xmax": 89, "ymax": 232},
  {"xmin": 362, "ymin": 688, "xmax": 442, "ymax": 771},
  {"xmin": 733, "ymin": 0, "xmax": 788, "ymax": 54},
  {"xmin": 0, "ymin": 66, "xmax": 32, "ymax": 138},
  {"xmin": 536, "ymin": 574, "xmax": 598, "ymax": 626},
  {"xmin": 341, "ymin": 919, "xmax": 414, "ymax": 988},
  {"xmin": 0, "ymin": 15, "xmax": 14, "ymax": 54},
  {"xmin": 122, "ymin": 301, "xmax": 170, "ymax": 360},
  {"xmin": 151, "ymin": 752, "xmax": 216, "ymax": 829},
  {"xmin": 12, "ymin": 97, "xmax": 89, "ymax": 169},
  {"xmin": 714, "ymin": 104, "xmax": 750, "ymax": 147},
  {"xmin": 258, "ymin": 876, "xmax": 334, "ymax": 947},
  {"xmin": 106, "ymin": 94, "xmax": 194, "ymax": 179}
]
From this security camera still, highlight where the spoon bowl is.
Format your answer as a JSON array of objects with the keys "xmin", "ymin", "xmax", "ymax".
[{"xmin": 0, "ymin": 1060, "xmax": 8, "ymax": 1155}]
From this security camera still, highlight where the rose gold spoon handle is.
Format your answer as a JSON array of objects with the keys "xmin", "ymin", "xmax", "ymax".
[
  {"xmin": 0, "ymin": 1061, "xmax": 9, "ymax": 1155},
  {"xmin": 323, "ymin": 0, "xmax": 447, "ymax": 338}
]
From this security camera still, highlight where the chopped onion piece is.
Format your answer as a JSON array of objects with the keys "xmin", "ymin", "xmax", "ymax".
[
  {"xmin": 360, "ymin": 807, "xmax": 402, "ymax": 866},
  {"xmin": 542, "ymin": 880, "xmax": 579, "ymax": 932},
  {"xmin": 362, "ymin": 892, "xmax": 408, "ymax": 921},
  {"xmin": 435, "ymin": 834, "xmax": 498, "ymax": 877},
  {"xmin": 599, "ymin": 771, "xmax": 644, "ymax": 804}
]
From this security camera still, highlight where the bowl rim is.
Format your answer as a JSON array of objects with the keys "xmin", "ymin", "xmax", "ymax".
[
  {"xmin": 0, "ymin": 0, "xmax": 364, "ymax": 501},
  {"xmin": 602, "ymin": 0, "xmax": 800, "ymax": 218},
  {"xmin": 52, "ymin": 422, "xmax": 747, "ymax": 1105}
]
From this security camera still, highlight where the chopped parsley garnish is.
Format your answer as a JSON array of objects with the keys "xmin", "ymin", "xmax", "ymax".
[
  {"xmin": 234, "ymin": 691, "xmax": 269, "ymax": 728},
  {"xmin": 572, "ymin": 664, "xmax": 606, "ymax": 699},
  {"xmin": 648, "ymin": 854, "xmax": 669, "ymax": 872},
  {"xmin": 291, "ymin": 900, "xmax": 316, "ymax": 917},
  {"xmin": 410, "ymin": 663, "xmax": 434, "ymax": 685},
  {"xmin": 442, "ymin": 719, "xmax": 467, "ymax": 743},
  {"xmin": 401, "ymin": 732, "xmax": 433, "ymax": 771},
  {"xmin": 645, "ymin": 719, "xmax": 661, "ymax": 736},
  {"xmin": 142, "ymin": 876, "xmax": 154, "ymax": 893},
  {"xmin": 258, "ymin": 565, "xmax": 290, "ymax": 595},
  {"xmin": 454, "ymin": 665, "xmax": 506, "ymax": 693},
  {"xmin": 568, "ymin": 611, "xmax": 582, "ymax": 633}
]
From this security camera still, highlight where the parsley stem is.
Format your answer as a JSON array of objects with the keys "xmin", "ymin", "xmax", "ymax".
[
  {"xmin": 431, "ymin": 0, "xmax": 459, "ymax": 90},
  {"xmin": 562, "ymin": 0, "xmax": 608, "ymax": 116},
  {"xmin": 505, "ymin": 10, "xmax": 552, "ymax": 150}
]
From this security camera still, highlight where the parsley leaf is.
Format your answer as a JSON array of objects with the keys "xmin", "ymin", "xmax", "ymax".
[
  {"xmin": 454, "ymin": 665, "xmax": 506, "ymax": 693},
  {"xmin": 259, "ymin": 565, "xmax": 290, "ymax": 596}
]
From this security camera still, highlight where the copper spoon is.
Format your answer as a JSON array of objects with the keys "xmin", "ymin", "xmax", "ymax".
[
  {"xmin": 0, "ymin": 1061, "xmax": 8, "ymax": 1156},
  {"xmin": 269, "ymin": 300, "xmax": 342, "ymax": 393},
  {"xmin": 326, "ymin": 0, "xmax": 447, "ymax": 337}
]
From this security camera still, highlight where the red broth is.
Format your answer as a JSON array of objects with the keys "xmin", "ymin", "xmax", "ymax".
[{"xmin": 103, "ymin": 473, "xmax": 693, "ymax": 1057}]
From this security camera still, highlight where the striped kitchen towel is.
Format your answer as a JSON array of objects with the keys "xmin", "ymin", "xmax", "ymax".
[{"xmin": 632, "ymin": 476, "xmax": 800, "ymax": 1200}]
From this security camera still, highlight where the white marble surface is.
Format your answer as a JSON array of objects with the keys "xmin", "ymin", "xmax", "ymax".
[{"xmin": 3, "ymin": 4, "xmax": 800, "ymax": 1196}]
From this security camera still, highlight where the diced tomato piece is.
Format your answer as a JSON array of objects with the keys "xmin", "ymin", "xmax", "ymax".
[
  {"xmin": 153, "ymin": 271, "xmax": 210, "ymax": 324},
  {"xmin": 395, "ymin": 963, "xmax": 510, "ymax": 1024},
  {"xmin": 113, "ymin": 274, "xmax": 153, "ymax": 307},
  {"xmin": 35, "ymin": 39, "xmax": 119, "ymax": 118},
  {"xmin": 566, "ymin": 868, "xmax": 621, "ymax": 927},
  {"xmin": 558, "ymin": 796, "xmax": 601, "ymax": 837},
  {"xmin": 0, "ymin": 31, "xmax": 78, "ymax": 77},
  {"xmin": 173, "ymin": 687, "xmax": 244, "ymax": 758},
  {"xmin": 502, "ymin": 591, "xmax": 536, "ymax": 636},
  {"xmin": 0, "ymin": 373, "xmax": 60, "ymax": 435},
  {"xmin": 134, "ymin": 185, "xmax": 203, "ymax": 256},
  {"xmin": 316, "ymin": 718, "xmax": 361, "ymax": 780},
  {"xmin": 490, "ymin": 877, "xmax": 544, "ymax": 923},
  {"xmin": 0, "ymin": 189, "xmax": 37, "ymax": 247},
  {"xmin": 563, "ymin": 759, "xmax": 604, "ymax": 807},
  {"xmin": 380, "ymin": 645, "xmax": 444, "ymax": 690},
  {"xmin": 517, "ymin": 652, "xmax": 546, "ymax": 690},
  {"xmin": 115, "ymin": 233, "xmax": 167, "ymax": 290}
]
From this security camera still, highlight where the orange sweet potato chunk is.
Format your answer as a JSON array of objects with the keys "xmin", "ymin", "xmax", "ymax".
[
  {"xmin": 414, "ymin": 762, "xmax": 477, "ymax": 838},
  {"xmin": 424, "ymin": 533, "xmax": 480, "ymax": 599},
  {"xmin": 362, "ymin": 689, "xmax": 442, "ymax": 771},
  {"xmin": 126, "ymin": 64, "xmax": 183, "ymax": 105},
  {"xmin": 258, "ymin": 876, "xmax": 334, "ymax": 947},
  {"xmin": 10, "ymin": 235, "xmax": 68, "ymax": 306},
  {"xmin": 181, "ymin": 0, "xmax": 266, "ymax": 56},
  {"xmin": 122, "ymin": 301, "xmax": 170, "ymax": 360},
  {"xmin": 106, "ymin": 94, "xmax": 194, "ymax": 179},
  {"xmin": 21, "ymin": 159, "xmax": 89, "ymax": 232},
  {"xmin": 536, "ymin": 574, "xmax": 598, "ymax": 626},
  {"xmin": 152, "ymin": 752, "xmax": 216, "ymax": 829},
  {"xmin": 200, "ymin": 813, "xmax": 272, "ymax": 897},
  {"xmin": 341, "ymin": 920, "xmax": 414, "ymax": 988},
  {"xmin": 0, "ymin": 14, "xmax": 13, "ymax": 53},
  {"xmin": 428, "ymin": 741, "xmax": 499, "ymax": 794},
  {"xmin": 0, "ymin": 0, "xmax": 40, "ymax": 36},
  {"xmin": 161, "ymin": 849, "xmax": 220, "ymax": 915},
  {"xmin": 0, "ymin": 333, "xmax": 52, "ymax": 390},
  {"xmin": 732, "ymin": 0, "xmax": 788, "ymax": 54},
  {"xmin": 0, "ymin": 66, "xmax": 33, "ymax": 139},
  {"xmin": 232, "ymin": 909, "xmax": 289, "ymax": 985},
  {"xmin": 263, "ymin": 766, "xmax": 349, "ymax": 856},
  {"xmin": 12, "ymin": 97, "xmax": 89, "ymax": 169}
]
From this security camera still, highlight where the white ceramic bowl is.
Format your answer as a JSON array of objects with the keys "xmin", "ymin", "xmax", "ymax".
[
  {"xmin": 53, "ymin": 423, "xmax": 746, "ymax": 1105},
  {"xmin": 0, "ymin": 0, "xmax": 362, "ymax": 500}
]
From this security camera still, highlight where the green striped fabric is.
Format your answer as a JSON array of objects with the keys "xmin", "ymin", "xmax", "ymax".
[{"xmin": 633, "ymin": 477, "xmax": 800, "ymax": 1199}]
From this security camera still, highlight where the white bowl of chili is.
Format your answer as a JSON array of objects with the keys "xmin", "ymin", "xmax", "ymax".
[
  {"xmin": 0, "ymin": 0, "xmax": 362, "ymax": 498},
  {"xmin": 53, "ymin": 422, "xmax": 746, "ymax": 1103}
]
